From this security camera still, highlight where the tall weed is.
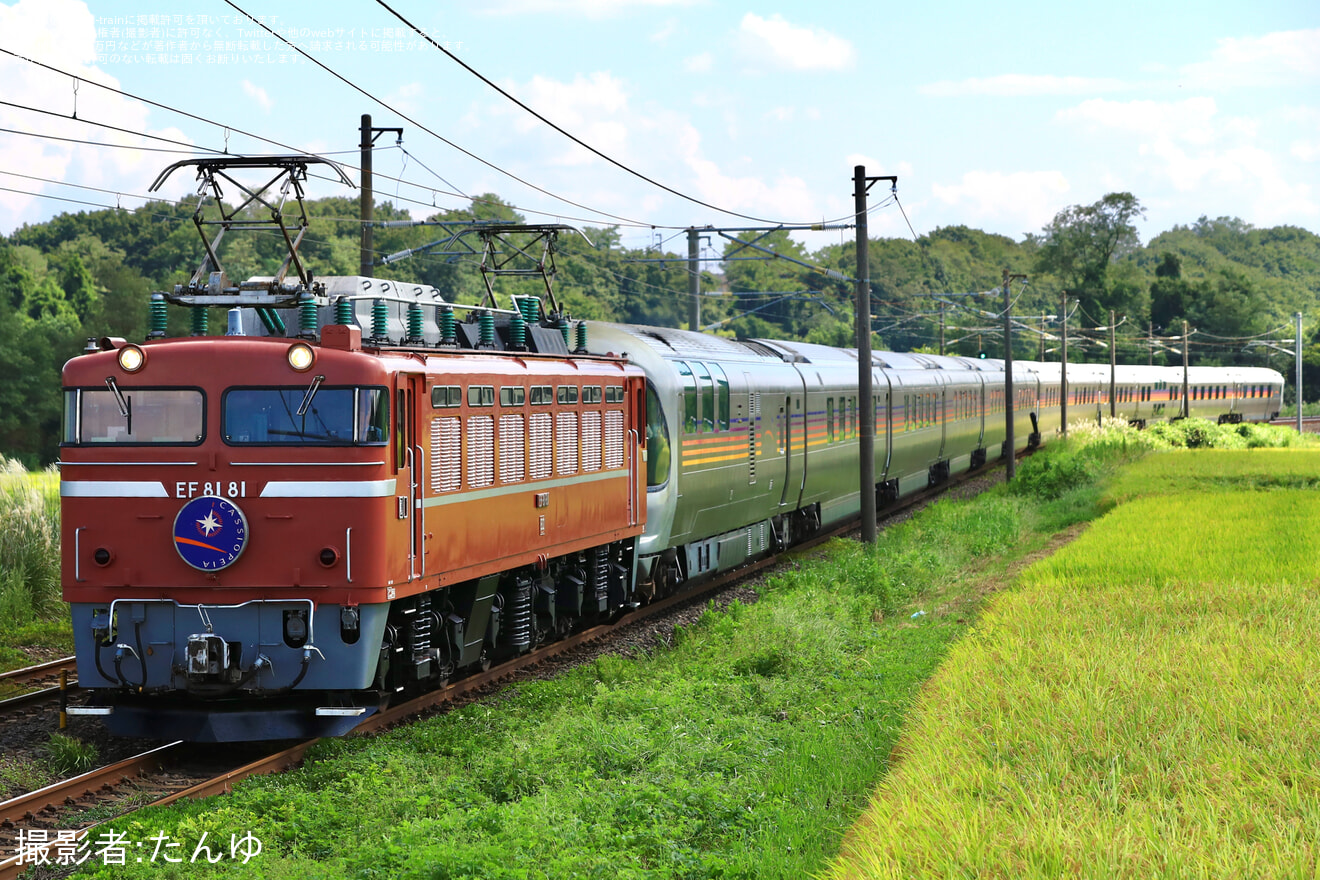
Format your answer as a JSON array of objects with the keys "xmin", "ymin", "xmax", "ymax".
[{"xmin": 0, "ymin": 456, "xmax": 61, "ymax": 625}]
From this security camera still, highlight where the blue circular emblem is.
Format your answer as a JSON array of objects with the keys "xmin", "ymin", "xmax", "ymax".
[{"xmin": 173, "ymin": 496, "xmax": 249, "ymax": 571}]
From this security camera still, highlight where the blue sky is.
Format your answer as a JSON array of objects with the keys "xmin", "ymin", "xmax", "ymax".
[{"xmin": 1, "ymin": 0, "xmax": 1316, "ymax": 256}]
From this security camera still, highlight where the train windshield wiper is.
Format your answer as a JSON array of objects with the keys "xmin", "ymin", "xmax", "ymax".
[
  {"xmin": 104, "ymin": 376, "xmax": 132, "ymax": 435},
  {"xmin": 296, "ymin": 375, "xmax": 325, "ymax": 417}
]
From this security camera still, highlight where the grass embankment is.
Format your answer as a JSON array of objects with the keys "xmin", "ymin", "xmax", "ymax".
[
  {"xmin": 831, "ymin": 448, "xmax": 1320, "ymax": 879},
  {"xmin": 41, "ymin": 419, "xmax": 1307, "ymax": 878},
  {"xmin": 0, "ymin": 456, "xmax": 68, "ymax": 675}
]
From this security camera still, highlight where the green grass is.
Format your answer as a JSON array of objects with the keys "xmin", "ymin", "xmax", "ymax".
[
  {"xmin": 0, "ymin": 456, "xmax": 68, "ymax": 672},
  {"xmin": 47, "ymin": 426, "xmax": 1313, "ymax": 878},
  {"xmin": 829, "ymin": 454, "xmax": 1320, "ymax": 879}
]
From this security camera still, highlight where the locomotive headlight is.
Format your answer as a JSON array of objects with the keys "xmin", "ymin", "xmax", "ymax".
[
  {"xmin": 287, "ymin": 342, "xmax": 316, "ymax": 372},
  {"xmin": 117, "ymin": 344, "xmax": 146, "ymax": 373}
]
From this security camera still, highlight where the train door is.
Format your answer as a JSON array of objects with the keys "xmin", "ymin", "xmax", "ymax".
[
  {"xmin": 779, "ymin": 372, "xmax": 807, "ymax": 509},
  {"xmin": 876, "ymin": 368, "xmax": 893, "ymax": 481},
  {"xmin": 398, "ymin": 373, "xmax": 425, "ymax": 580}
]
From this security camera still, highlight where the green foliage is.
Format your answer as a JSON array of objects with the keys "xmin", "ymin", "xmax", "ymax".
[
  {"xmin": 0, "ymin": 460, "xmax": 61, "ymax": 635},
  {"xmin": 43, "ymin": 732, "xmax": 99, "ymax": 776},
  {"xmin": 6, "ymin": 189, "xmax": 1320, "ymax": 461}
]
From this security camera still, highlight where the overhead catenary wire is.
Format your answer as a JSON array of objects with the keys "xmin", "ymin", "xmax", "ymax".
[
  {"xmin": 0, "ymin": 46, "xmax": 659, "ymax": 231},
  {"xmin": 374, "ymin": 0, "xmax": 813, "ymax": 228},
  {"xmin": 219, "ymin": 0, "xmax": 671, "ymax": 231}
]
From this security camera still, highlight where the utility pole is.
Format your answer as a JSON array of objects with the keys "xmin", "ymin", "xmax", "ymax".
[
  {"xmin": 939, "ymin": 301, "xmax": 945, "ymax": 356},
  {"xmin": 1109, "ymin": 309, "xmax": 1117, "ymax": 420},
  {"xmin": 1060, "ymin": 293, "xmax": 1069, "ymax": 439},
  {"xmin": 854, "ymin": 167, "xmax": 895, "ymax": 544},
  {"xmin": 1188, "ymin": 323, "xmax": 1198, "ymax": 419},
  {"xmin": 359, "ymin": 114, "xmax": 404, "ymax": 278},
  {"xmin": 1296, "ymin": 311, "xmax": 1304, "ymax": 433},
  {"xmin": 1002, "ymin": 269, "xmax": 1026, "ymax": 480},
  {"xmin": 688, "ymin": 228, "xmax": 700, "ymax": 332},
  {"xmin": 1148, "ymin": 320, "xmax": 1154, "ymax": 366}
]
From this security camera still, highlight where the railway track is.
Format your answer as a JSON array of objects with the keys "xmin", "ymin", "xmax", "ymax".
[
  {"xmin": 1270, "ymin": 416, "xmax": 1320, "ymax": 433},
  {"xmin": 0, "ymin": 658, "xmax": 79, "ymax": 717},
  {"xmin": 0, "ymin": 456, "xmax": 1008, "ymax": 878}
]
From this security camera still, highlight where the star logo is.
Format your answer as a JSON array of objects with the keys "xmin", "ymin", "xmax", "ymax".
[
  {"xmin": 174, "ymin": 496, "xmax": 248, "ymax": 571},
  {"xmin": 196, "ymin": 509, "xmax": 222, "ymax": 537}
]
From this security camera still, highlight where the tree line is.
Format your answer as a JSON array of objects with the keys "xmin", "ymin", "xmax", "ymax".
[{"xmin": 2, "ymin": 190, "xmax": 1317, "ymax": 465}]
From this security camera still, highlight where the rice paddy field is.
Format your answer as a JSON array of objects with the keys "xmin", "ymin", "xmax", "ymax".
[{"xmin": 829, "ymin": 449, "xmax": 1320, "ymax": 879}]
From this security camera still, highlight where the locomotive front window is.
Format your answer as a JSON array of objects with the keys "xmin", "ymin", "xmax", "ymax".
[
  {"xmin": 65, "ymin": 387, "xmax": 204, "ymax": 445},
  {"xmin": 222, "ymin": 386, "xmax": 388, "ymax": 445}
]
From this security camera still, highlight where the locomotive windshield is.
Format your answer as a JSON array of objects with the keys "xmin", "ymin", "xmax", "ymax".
[
  {"xmin": 222, "ymin": 386, "xmax": 389, "ymax": 446},
  {"xmin": 63, "ymin": 387, "xmax": 204, "ymax": 445}
]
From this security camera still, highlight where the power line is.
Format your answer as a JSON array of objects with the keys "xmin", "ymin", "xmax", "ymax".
[
  {"xmin": 373, "ymin": 0, "xmax": 802, "ymax": 227},
  {"xmin": 220, "ymin": 0, "xmax": 663, "ymax": 230},
  {"xmin": 0, "ymin": 46, "xmax": 658, "ymax": 231}
]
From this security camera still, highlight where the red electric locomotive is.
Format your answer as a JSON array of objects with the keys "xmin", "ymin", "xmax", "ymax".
[{"xmin": 62, "ymin": 157, "xmax": 647, "ymax": 740}]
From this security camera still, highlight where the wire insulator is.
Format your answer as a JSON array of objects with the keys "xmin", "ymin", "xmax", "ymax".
[
  {"xmin": 372, "ymin": 298, "xmax": 389, "ymax": 342},
  {"xmin": 408, "ymin": 303, "xmax": 424, "ymax": 343},
  {"xmin": 335, "ymin": 297, "xmax": 355, "ymax": 325},
  {"xmin": 148, "ymin": 294, "xmax": 168, "ymax": 339},
  {"xmin": 510, "ymin": 310, "xmax": 526, "ymax": 350},
  {"xmin": 438, "ymin": 304, "xmax": 456, "ymax": 346}
]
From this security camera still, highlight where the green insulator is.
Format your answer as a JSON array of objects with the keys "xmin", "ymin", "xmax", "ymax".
[
  {"xmin": 335, "ymin": 297, "xmax": 355, "ymax": 325},
  {"xmin": 519, "ymin": 297, "xmax": 540, "ymax": 324},
  {"xmin": 510, "ymin": 310, "xmax": 527, "ymax": 350},
  {"xmin": 408, "ymin": 303, "xmax": 424, "ymax": 342},
  {"xmin": 190, "ymin": 306, "xmax": 208, "ymax": 337},
  {"xmin": 438, "ymin": 304, "xmax": 456, "ymax": 345},
  {"xmin": 372, "ymin": 298, "xmax": 389, "ymax": 341},
  {"xmin": 479, "ymin": 310, "xmax": 496, "ymax": 347},
  {"xmin": 575, "ymin": 320, "xmax": 587, "ymax": 353},
  {"xmin": 559, "ymin": 317, "xmax": 571, "ymax": 348},
  {"xmin": 299, "ymin": 294, "xmax": 319, "ymax": 338},
  {"xmin": 148, "ymin": 294, "xmax": 168, "ymax": 339}
]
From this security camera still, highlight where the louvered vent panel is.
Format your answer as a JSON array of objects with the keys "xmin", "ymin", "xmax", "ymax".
[
  {"xmin": 499, "ymin": 414, "xmax": 525, "ymax": 483},
  {"xmin": 604, "ymin": 410, "xmax": 624, "ymax": 469},
  {"xmin": 431, "ymin": 417, "xmax": 461, "ymax": 492},
  {"xmin": 556, "ymin": 411, "xmax": 579, "ymax": 475},
  {"xmin": 529, "ymin": 413, "xmax": 552, "ymax": 480},
  {"xmin": 581, "ymin": 410, "xmax": 602, "ymax": 472},
  {"xmin": 467, "ymin": 416, "xmax": 494, "ymax": 488}
]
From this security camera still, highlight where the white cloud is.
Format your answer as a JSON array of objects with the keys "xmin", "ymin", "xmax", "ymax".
[
  {"xmin": 677, "ymin": 121, "xmax": 818, "ymax": 221},
  {"xmin": 1058, "ymin": 97, "xmax": 1220, "ymax": 144},
  {"xmin": 241, "ymin": 80, "xmax": 272, "ymax": 113},
  {"xmin": 920, "ymin": 74, "xmax": 1126, "ymax": 97},
  {"xmin": 1056, "ymin": 96, "xmax": 1317, "ymax": 224},
  {"xmin": 737, "ymin": 13, "xmax": 854, "ymax": 72},
  {"xmin": 0, "ymin": 0, "xmax": 198, "ymax": 234},
  {"xmin": 684, "ymin": 52, "xmax": 713, "ymax": 73},
  {"xmin": 388, "ymin": 82, "xmax": 426, "ymax": 117},
  {"xmin": 1180, "ymin": 28, "xmax": 1320, "ymax": 89},
  {"xmin": 931, "ymin": 171, "xmax": 1072, "ymax": 233}
]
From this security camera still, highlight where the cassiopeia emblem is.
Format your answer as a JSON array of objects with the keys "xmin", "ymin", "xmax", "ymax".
[{"xmin": 173, "ymin": 496, "xmax": 249, "ymax": 571}]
